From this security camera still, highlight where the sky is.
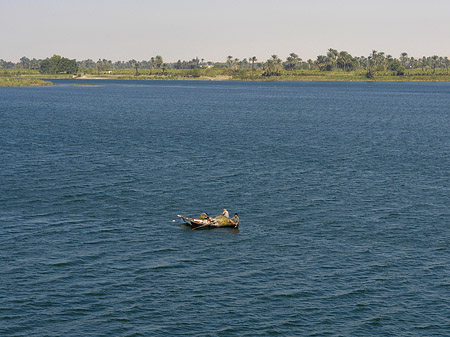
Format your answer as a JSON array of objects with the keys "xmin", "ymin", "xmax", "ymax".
[{"xmin": 1, "ymin": 0, "xmax": 450, "ymax": 62}]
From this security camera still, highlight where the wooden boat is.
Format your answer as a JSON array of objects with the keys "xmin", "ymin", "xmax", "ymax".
[{"xmin": 178, "ymin": 214, "xmax": 238, "ymax": 230}]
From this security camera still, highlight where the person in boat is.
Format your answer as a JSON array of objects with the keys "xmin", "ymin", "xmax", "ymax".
[
  {"xmin": 221, "ymin": 209, "xmax": 229, "ymax": 218},
  {"xmin": 230, "ymin": 213, "xmax": 239, "ymax": 226},
  {"xmin": 199, "ymin": 212, "xmax": 210, "ymax": 220}
]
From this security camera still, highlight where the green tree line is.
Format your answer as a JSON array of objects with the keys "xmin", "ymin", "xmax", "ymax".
[
  {"xmin": 38, "ymin": 55, "xmax": 78, "ymax": 74},
  {"xmin": 1, "ymin": 50, "xmax": 450, "ymax": 77}
]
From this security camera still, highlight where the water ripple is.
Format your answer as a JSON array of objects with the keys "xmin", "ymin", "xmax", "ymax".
[{"xmin": 1, "ymin": 81, "xmax": 449, "ymax": 336}]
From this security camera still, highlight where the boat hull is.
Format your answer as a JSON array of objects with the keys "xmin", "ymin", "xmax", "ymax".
[{"xmin": 178, "ymin": 215, "xmax": 238, "ymax": 229}]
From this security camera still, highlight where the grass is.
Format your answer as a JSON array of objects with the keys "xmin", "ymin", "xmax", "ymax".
[
  {"xmin": 0, "ymin": 76, "xmax": 53, "ymax": 87},
  {"xmin": 78, "ymin": 68, "xmax": 450, "ymax": 82},
  {"xmin": 70, "ymin": 83, "xmax": 97, "ymax": 86},
  {"xmin": 3, "ymin": 67, "xmax": 450, "ymax": 84}
]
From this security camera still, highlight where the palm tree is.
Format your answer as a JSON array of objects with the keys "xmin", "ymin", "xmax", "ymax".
[
  {"xmin": 273, "ymin": 55, "xmax": 282, "ymax": 74},
  {"xmin": 155, "ymin": 55, "xmax": 163, "ymax": 69},
  {"xmin": 96, "ymin": 59, "xmax": 102, "ymax": 75},
  {"xmin": 149, "ymin": 57, "xmax": 155, "ymax": 75},
  {"xmin": 286, "ymin": 53, "xmax": 301, "ymax": 71},
  {"xmin": 371, "ymin": 50, "xmax": 378, "ymax": 66},
  {"xmin": 337, "ymin": 51, "xmax": 352, "ymax": 71},
  {"xmin": 400, "ymin": 52, "xmax": 409, "ymax": 67},
  {"xmin": 378, "ymin": 52, "xmax": 386, "ymax": 69},
  {"xmin": 271, "ymin": 55, "xmax": 282, "ymax": 66},
  {"xmin": 315, "ymin": 55, "xmax": 330, "ymax": 71},
  {"xmin": 432, "ymin": 55, "xmax": 439, "ymax": 75},
  {"xmin": 250, "ymin": 56, "xmax": 257, "ymax": 75},
  {"xmin": 327, "ymin": 48, "xmax": 338, "ymax": 69},
  {"xmin": 386, "ymin": 55, "xmax": 394, "ymax": 69},
  {"xmin": 226, "ymin": 55, "xmax": 233, "ymax": 68},
  {"xmin": 234, "ymin": 58, "xmax": 239, "ymax": 71},
  {"xmin": 444, "ymin": 57, "xmax": 450, "ymax": 74},
  {"xmin": 366, "ymin": 56, "xmax": 375, "ymax": 78},
  {"xmin": 263, "ymin": 55, "xmax": 282, "ymax": 76},
  {"xmin": 20, "ymin": 57, "xmax": 31, "ymax": 70},
  {"xmin": 421, "ymin": 56, "xmax": 427, "ymax": 72}
]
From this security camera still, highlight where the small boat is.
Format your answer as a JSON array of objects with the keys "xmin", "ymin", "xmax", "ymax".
[{"xmin": 178, "ymin": 214, "xmax": 238, "ymax": 230}]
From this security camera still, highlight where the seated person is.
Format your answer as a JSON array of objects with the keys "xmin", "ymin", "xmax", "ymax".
[
  {"xmin": 221, "ymin": 209, "xmax": 229, "ymax": 218},
  {"xmin": 230, "ymin": 213, "xmax": 239, "ymax": 226},
  {"xmin": 199, "ymin": 212, "xmax": 209, "ymax": 220}
]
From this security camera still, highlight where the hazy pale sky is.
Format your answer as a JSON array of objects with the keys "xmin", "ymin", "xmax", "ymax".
[{"xmin": 1, "ymin": 0, "xmax": 449, "ymax": 62}]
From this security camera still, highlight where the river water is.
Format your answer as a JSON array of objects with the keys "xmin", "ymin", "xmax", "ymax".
[{"xmin": 1, "ymin": 80, "xmax": 449, "ymax": 336}]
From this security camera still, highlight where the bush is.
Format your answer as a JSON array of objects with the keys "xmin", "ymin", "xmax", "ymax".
[
  {"xmin": 396, "ymin": 66, "xmax": 405, "ymax": 76},
  {"xmin": 188, "ymin": 69, "xmax": 201, "ymax": 77},
  {"xmin": 39, "ymin": 55, "xmax": 78, "ymax": 74},
  {"xmin": 205, "ymin": 69, "xmax": 217, "ymax": 77},
  {"xmin": 366, "ymin": 69, "xmax": 374, "ymax": 79}
]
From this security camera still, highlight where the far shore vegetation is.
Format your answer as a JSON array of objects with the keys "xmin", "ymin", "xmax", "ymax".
[
  {"xmin": 2, "ymin": 50, "xmax": 450, "ymax": 85},
  {"xmin": 0, "ymin": 76, "xmax": 52, "ymax": 87}
]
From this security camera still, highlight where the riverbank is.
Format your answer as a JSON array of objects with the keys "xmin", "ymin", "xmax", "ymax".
[
  {"xmin": 3, "ymin": 68, "xmax": 450, "ymax": 86},
  {"xmin": 66, "ymin": 67, "xmax": 450, "ymax": 82},
  {"xmin": 0, "ymin": 77, "xmax": 53, "ymax": 87},
  {"xmin": 67, "ymin": 70, "xmax": 450, "ymax": 82}
]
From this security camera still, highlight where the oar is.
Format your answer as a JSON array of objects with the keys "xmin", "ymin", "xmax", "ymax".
[{"xmin": 192, "ymin": 222, "xmax": 211, "ymax": 230}]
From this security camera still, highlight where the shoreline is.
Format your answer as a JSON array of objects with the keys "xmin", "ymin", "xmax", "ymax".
[
  {"xmin": 0, "ymin": 77, "xmax": 53, "ymax": 87},
  {"xmin": 70, "ymin": 75, "xmax": 450, "ymax": 82},
  {"xmin": 70, "ymin": 72, "xmax": 450, "ymax": 82},
  {"xmin": 3, "ymin": 73, "xmax": 450, "ymax": 87}
]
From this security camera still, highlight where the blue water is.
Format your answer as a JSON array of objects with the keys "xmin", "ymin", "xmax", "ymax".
[{"xmin": 1, "ymin": 80, "xmax": 449, "ymax": 336}]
